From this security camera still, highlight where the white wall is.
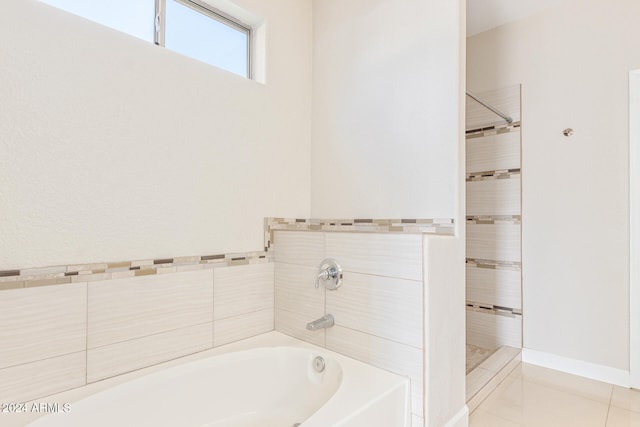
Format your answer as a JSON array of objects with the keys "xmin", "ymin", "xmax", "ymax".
[
  {"xmin": 310, "ymin": 2, "xmax": 466, "ymax": 425},
  {"xmin": 467, "ymin": 0, "xmax": 640, "ymax": 371},
  {"xmin": 310, "ymin": 0, "xmax": 461, "ymax": 219},
  {"xmin": 0, "ymin": 0, "xmax": 312, "ymax": 269}
]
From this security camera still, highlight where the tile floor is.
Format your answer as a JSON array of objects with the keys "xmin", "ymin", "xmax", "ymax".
[{"xmin": 470, "ymin": 362, "xmax": 640, "ymax": 427}]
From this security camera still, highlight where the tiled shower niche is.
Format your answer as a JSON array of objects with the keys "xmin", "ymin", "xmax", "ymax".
[{"xmin": 465, "ymin": 85, "xmax": 523, "ymax": 409}]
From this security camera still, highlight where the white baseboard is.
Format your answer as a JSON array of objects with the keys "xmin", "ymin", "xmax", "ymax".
[
  {"xmin": 522, "ymin": 348, "xmax": 630, "ymax": 388},
  {"xmin": 442, "ymin": 405, "xmax": 469, "ymax": 427}
]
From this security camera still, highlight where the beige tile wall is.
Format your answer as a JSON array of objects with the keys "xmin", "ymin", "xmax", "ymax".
[
  {"xmin": 0, "ymin": 227, "xmax": 437, "ymax": 413},
  {"xmin": 212, "ymin": 263, "xmax": 274, "ymax": 348},
  {"xmin": 466, "ymin": 85, "xmax": 523, "ymax": 352},
  {"xmin": 0, "ymin": 283, "xmax": 87, "ymax": 369},
  {"xmin": 0, "ymin": 264, "xmax": 275, "ymax": 403},
  {"xmin": 466, "ymin": 177, "xmax": 521, "ymax": 217},
  {"xmin": 0, "ymin": 352, "xmax": 86, "ymax": 403},
  {"xmin": 325, "ymin": 233, "xmax": 423, "ymax": 281},
  {"xmin": 274, "ymin": 231, "xmax": 326, "ymax": 346},
  {"xmin": 87, "ymin": 270, "xmax": 214, "ymax": 349},
  {"xmin": 0, "ymin": 284, "xmax": 87, "ymax": 402},
  {"xmin": 273, "ymin": 230, "xmax": 425, "ymax": 423},
  {"xmin": 326, "ymin": 272, "xmax": 423, "ymax": 348},
  {"xmin": 467, "ymin": 223, "xmax": 521, "ymax": 263},
  {"xmin": 466, "ymin": 130, "xmax": 520, "ymax": 173},
  {"xmin": 466, "ymin": 264, "xmax": 521, "ymax": 309},
  {"xmin": 466, "ymin": 309, "xmax": 522, "ymax": 349},
  {"xmin": 87, "ymin": 323, "xmax": 213, "ymax": 383}
]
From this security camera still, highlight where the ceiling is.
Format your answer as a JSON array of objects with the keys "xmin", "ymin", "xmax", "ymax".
[{"xmin": 466, "ymin": 0, "xmax": 562, "ymax": 36}]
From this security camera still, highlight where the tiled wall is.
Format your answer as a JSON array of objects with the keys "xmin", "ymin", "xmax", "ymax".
[
  {"xmin": 0, "ymin": 263, "xmax": 274, "ymax": 403},
  {"xmin": 272, "ymin": 231, "xmax": 425, "ymax": 426},
  {"xmin": 265, "ymin": 217, "xmax": 454, "ymax": 246},
  {"xmin": 465, "ymin": 85, "xmax": 523, "ymax": 350},
  {"xmin": 0, "ymin": 218, "xmax": 453, "ymax": 419},
  {"xmin": 0, "ymin": 251, "xmax": 269, "ymax": 290}
]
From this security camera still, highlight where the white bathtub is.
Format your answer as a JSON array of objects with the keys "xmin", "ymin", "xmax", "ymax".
[{"xmin": 20, "ymin": 333, "xmax": 410, "ymax": 427}]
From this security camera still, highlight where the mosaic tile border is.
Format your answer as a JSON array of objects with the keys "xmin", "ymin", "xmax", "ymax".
[
  {"xmin": 465, "ymin": 121, "xmax": 521, "ymax": 139},
  {"xmin": 466, "ymin": 303, "xmax": 523, "ymax": 318},
  {"xmin": 466, "ymin": 169, "xmax": 521, "ymax": 182},
  {"xmin": 466, "ymin": 259, "xmax": 522, "ymax": 271},
  {"xmin": 264, "ymin": 217, "xmax": 455, "ymax": 249},
  {"xmin": 1, "ymin": 216, "xmax": 455, "ymax": 291},
  {"xmin": 466, "ymin": 216, "xmax": 521, "ymax": 225},
  {"xmin": 0, "ymin": 251, "xmax": 271, "ymax": 291}
]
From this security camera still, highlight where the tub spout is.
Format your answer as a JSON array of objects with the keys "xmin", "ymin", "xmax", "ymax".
[{"xmin": 306, "ymin": 314, "xmax": 335, "ymax": 331}]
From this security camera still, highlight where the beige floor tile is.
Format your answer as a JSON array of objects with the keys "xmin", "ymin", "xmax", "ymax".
[
  {"xmin": 607, "ymin": 406, "xmax": 640, "ymax": 427},
  {"xmin": 507, "ymin": 363, "xmax": 523, "ymax": 379},
  {"xmin": 468, "ymin": 358, "xmax": 521, "ymax": 413},
  {"xmin": 612, "ymin": 386, "xmax": 640, "ymax": 413},
  {"xmin": 478, "ymin": 372, "xmax": 610, "ymax": 427},
  {"xmin": 470, "ymin": 410, "xmax": 521, "ymax": 427},
  {"xmin": 510, "ymin": 363, "xmax": 613, "ymax": 404},
  {"xmin": 467, "ymin": 367, "xmax": 496, "ymax": 401}
]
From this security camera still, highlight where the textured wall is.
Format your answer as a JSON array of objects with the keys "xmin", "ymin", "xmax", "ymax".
[{"xmin": 0, "ymin": 0, "xmax": 312, "ymax": 269}]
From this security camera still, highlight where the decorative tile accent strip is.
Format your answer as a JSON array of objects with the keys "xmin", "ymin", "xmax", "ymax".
[
  {"xmin": 2, "ymin": 216, "xmax": 453, "ymax": 291},
  {"xmin": 466, "ymin": 169, "xmax": 521, "ymax": 182},
  {"xmin": 264, "ymin": 217, "xmax": 455, "ymax": 249},
  {"xmin": 0, "ymin": 251, "xmax": 271, "ymax": 290},
  {"xmin": 0, "ymin": 269, "xmax": 20, "ymax": 277},
  {"xmin": 466, "ymin": 259, "xmax": 522, "ymax": 270},
  {"xmin": 465, "ymin": 121, "xmax": 521, "ymax": 139},
  {"xmin": 466, "ymin": 216, "xmax": 521, "ymax": 225},
  {"xmin": 466, "ymin": 303, "xmax": 523, "ymax": 319}
]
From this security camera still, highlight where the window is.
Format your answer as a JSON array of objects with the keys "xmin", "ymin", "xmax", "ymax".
[
  {"xmin": 39, "ymin": 0, "xmax": 156, "ymax": 42},
  {"xmin": 159, "ymin": 0, "xmax": 251, "ymax": 79},
  {"xmin": 39, "ymin": 0, "xmax": 253, "ymax": 79}
]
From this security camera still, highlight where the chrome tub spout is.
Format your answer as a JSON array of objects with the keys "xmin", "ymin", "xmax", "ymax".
[{"xmin": 306, "ymin": 314, "xmax": 335, "ymax": 331}]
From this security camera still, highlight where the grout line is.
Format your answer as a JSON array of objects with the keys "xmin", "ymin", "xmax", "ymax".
[
  {"xmin": 272, "ymin": 260, "xmax": 320, "ymax": 269},
  {"xmin": 323, "ymin": 232, "xmax": 327, "ymax": 349},
  {"xmin": 330, "ymin": 324, "xmax": 423, "ymax": 351},
  {"xmin": 213, "ymin": 307, "xmax": 273, "ymax": 322},
  {"xmin": 0, "ymin": 349, "xmax": 87, "ymax": 371},
  {"xmin": 87, "ymin": 321, "xmax": 214, "ymax": 351},
  {"xmin": 275, "ymin": 259, "xmax": 423, "ymax": 283},
  {"xmin": 604, "ymin": 385, "xmax": 614, "ymax": 426},
  {"xmin": 87, "ymin": 346, "xmax": 213, "ymax": 385},
  {"xmin": 212, "ymin": 270, "xmax": 215, "ymax": 348},
  {"xmin": 420, "ymin": 236, "xmax": 427, "ymax": 427},
  {"xmin": 85, "ymin": 281, "xmax": 89, "ymax": 385},
  {"xmin": 272, "ymin": 261, "xmax": 276, "ymax": 333}
]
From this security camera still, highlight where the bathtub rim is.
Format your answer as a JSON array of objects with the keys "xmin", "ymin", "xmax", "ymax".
[{"xmin": 7, "ymin": 331, "xmax": 411, "ymax": 427}]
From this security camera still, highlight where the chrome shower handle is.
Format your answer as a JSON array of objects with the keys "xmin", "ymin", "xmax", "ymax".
[
  {"xmin": 315, "ymin": 258, "xmax": 343, "ymax": 290},
  {"xmin": 315, "ymin": 267, "xmax": 336, "ymax": 288}
]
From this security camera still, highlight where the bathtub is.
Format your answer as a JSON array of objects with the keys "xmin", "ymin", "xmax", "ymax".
[{"xmin": 19, "ymin": 333, "xmax": 410, "ymax": 427}]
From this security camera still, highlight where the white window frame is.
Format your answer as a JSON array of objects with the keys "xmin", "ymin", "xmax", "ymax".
[{"xmin": 154, "ymin": 0, "xmax": 253, "ymax": 79}]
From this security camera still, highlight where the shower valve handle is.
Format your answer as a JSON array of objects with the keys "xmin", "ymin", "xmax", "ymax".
[{"xmin": 315, "ymin": 259, "xmax": 343, "ymax": 290}]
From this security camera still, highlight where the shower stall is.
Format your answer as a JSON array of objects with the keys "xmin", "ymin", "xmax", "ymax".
[{"xmin": 464, "ymin": 85, "xmax": 523, "ymax": 410}]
